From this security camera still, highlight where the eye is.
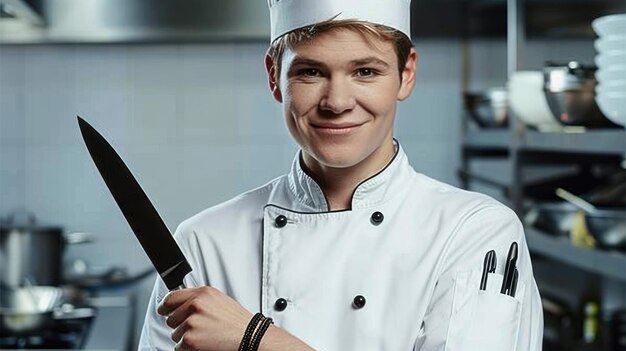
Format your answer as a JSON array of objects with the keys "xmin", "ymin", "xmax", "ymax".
[
  {"xmin": 299, "ymin": 68, "xmax": 321, "ymax": 77},
  {"xmin": 356, "ymin": 68, "xmax": 376, "ymax": 77}
]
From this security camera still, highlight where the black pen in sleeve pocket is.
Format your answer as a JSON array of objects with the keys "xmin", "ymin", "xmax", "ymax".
[
  {"xmin": 479, "ymin": 250, "xmax": 497, "ymax": 290},
  {"xmin": 508, "ymin": 268, "xmax": 519, "ymax": 297},
  {"xmin": 501, "ymin": 241, "xmax": 519, "ymax": 295}
]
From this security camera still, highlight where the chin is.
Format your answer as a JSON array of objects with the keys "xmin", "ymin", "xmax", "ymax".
[{"xmin": 307, "ymin": 144, "xmax": 368, "ymax": 169}]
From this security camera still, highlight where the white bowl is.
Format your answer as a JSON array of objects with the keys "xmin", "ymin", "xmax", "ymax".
[
  {"xmin": 597, "ymin": 80, "xmax": 626, "ymax": 94},
  {"xmin": 592, "ymin": 14, "xmax": 626, "ymax": 37},
  {"xmin": 596, "ymin": 67, "xmax": 626, "ymax": 82},
  {"xmin": 595, "ymin": 37, "xmax": 626, "ymax": 54},
  {"xmin": 597, "ymin": 80, "xmax": 626, "ymax": 88},
  {"xmin": 595, "ymin": 53, "xmax": 626, "ymax": 68},
  {"xmin": 596, "ymin": 94, "xmax": 626, "ymax": 126},
  {"xmin": 508, "ymin": 71, "xmax": 561, "ymax": 130}
]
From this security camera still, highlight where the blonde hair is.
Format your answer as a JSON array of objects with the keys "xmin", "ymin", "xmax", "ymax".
[{"xmin": 267, "ymin": 19, "xmax": 413, "ymax": 83}]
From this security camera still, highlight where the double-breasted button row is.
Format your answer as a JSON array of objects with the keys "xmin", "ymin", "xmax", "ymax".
[
  {"xmin": 273, "ymin": 295, "xmax": 367, "ymax": 311},
  {"xmin": 274, "ymin": 212, "xmax": 383, "ymax": 228}
]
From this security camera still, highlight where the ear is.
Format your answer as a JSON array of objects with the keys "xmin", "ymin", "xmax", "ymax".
[
  {"xmin": 397, "ymin": 48, "xmax": 418, "ymax": 101},
  {"xmin": 265, "ymin": 53, "xmax": 283, "ymax": 103}
]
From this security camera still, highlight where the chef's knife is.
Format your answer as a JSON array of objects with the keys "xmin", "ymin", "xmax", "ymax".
[{"xmin": 77, "ymin": 116, "xmax": 191, "ymax": 291}]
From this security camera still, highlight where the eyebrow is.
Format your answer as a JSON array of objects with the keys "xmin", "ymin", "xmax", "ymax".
[
  {"xmin": 288, "ymin": 56, "xmax": 391, "ymax": 70},
  {"xmin": 349, "ymin": 57, "xmax": 391, "ymax": 68}
]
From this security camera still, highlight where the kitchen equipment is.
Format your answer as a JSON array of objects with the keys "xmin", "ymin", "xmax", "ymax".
[
  {"xmin": 0, "ymin": 212, "xmax": 92, "ymax": 287},
  {"xmin": 64, "ymin": 265, "xmax": 155, "ymax": 290},
  {"xmin": 585, "ymin": 210, "xmax": 626, "ymax": 251},
  {"xmin": 595, "ymin": 68, "xmax": 626, "ymax": 83},
  {"xmin": 556, "ymin": 188, "xmax": 626, "ymax": 251},
  {"xmin": 0, "ymin": 285, "xmax": 62, "ymax": 335},
  {"xmin": 524, "ymin": 202, "xmax": 579, "ymax": 237},
  {"xmin": 77, "ymin": 117, "xmax": 192, "ymax": 291},
  {"xmin": 463, "ymin": 88, "xmax": 508, "ymax": 128},
  {"xmin": 594, "ymin": 36, "xmax": 626, "ymax": 54},
  {"xmin": 508, "ymin": 71, "xmax": 562, "ymax": 131},
  {"xmin": 596, "ymin": 94, "xmax": 626, "ymax": 126},
  {"xmin": 593, "ymin": 15, "xmax": 626, "ymax": 129},
  {"xmin": 556, "ymin": 188, "xmax": 597, "ymax": 214},
  {"xmin": 594, "ymin": 53, "xmax": 626, "ymax": 69},
  {"xmin": 596, "ymin": 83, "xmax": 626, "ymax": 96},
  {"xmin": 543, "ymin": 61, "xmax": 619, "ymax": 128},
  {"xmin": 592, "ymin": 14, "xmax": 626, "ymax": 37}
]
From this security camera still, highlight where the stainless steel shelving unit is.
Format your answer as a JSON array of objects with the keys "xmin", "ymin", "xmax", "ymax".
[{"xmin": 460, "ymin": 0, "xmax": 626, "ymax": 276}]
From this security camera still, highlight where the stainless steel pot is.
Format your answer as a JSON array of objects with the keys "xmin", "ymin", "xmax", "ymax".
[
  {"xmin": 0, "ymin": 212, "xmax": 92, "ymax": 287},
  {"xmin": 543, "ymin": 61, "xmax": 620, "ymax": 128}
]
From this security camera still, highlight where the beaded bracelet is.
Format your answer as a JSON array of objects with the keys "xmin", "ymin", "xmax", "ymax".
[
  {"xmin": 239, "ymin": 312, "xmax": 263, "ymax": 351},
  {"xmin": 249, "ymin": 316, "xmax": 274, "ymax": 351}
]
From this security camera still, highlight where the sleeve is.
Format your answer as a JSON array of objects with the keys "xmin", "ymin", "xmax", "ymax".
[
  {"xmin": 138, "ymin": 275, "xmax": 176, "ymax": 351},
  {"xmin": 414, "ymin": 205, "xmax": 544, "ymax": 351},
  {"xmin": 137, "ymin": 223, "xmax": 206, "ymax": 351}
]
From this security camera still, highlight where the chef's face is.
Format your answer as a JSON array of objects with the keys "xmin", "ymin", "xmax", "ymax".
[{"xmin": 266, "ymin": 28, "xmax": 417, "ymax": 173}]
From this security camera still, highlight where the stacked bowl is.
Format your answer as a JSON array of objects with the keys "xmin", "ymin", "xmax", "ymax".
[{"xmin": 592, "ymin": 14, "xmax": 626, "ymax": 127}]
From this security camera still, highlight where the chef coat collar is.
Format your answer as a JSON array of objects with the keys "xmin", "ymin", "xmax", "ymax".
[{"xmin": 286, "ymin": 139, "xmax": 412, "ymax": 212}]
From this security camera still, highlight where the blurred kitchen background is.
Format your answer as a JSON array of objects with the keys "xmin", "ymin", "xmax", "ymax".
[{"xmin": 0, "ymin": 0, "xmax": 625, "ymax": 350}]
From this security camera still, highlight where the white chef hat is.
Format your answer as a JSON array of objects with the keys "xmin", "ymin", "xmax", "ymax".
[{"xmin": 268, "ymin": 0, "xmax": 412, "ymax": 43}]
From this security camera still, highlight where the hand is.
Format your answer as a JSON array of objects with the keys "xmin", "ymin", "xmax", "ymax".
[{"xmin": 157, "ymin": 286, "xmax": 253, "ymax": 351}]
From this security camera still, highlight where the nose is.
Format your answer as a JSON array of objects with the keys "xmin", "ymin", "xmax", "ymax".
[{"xmin": 319, "ymin": 78, "xmax": 356, "ymax": 115}]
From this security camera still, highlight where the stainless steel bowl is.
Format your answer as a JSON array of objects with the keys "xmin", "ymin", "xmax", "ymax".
[
  {"xmin": 544, "ymin": 61, "xmax": 621, "ymax": 128},
  {"xmin": 0, "ymin": 286, "xmax": 63, "ymax": 335},
  {"xmin": 464, "ymin": 88, "xmax": 508, "ymax": 128},
  {"xmin": 524, "ymin": 202, "xmax": 579, "ymax": 237},
  {"xmin": 586, "ymin": 209, "xmax": 626, "ymax": 251}
]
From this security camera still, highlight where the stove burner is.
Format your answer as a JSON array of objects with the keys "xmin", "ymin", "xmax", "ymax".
[{"xmin": 0, "ymin": 313, "xmax": 94, "ymax": 349}]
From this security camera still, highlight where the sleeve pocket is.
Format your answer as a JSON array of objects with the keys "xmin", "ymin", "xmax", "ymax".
[{"xmin": 445, "ymin": 270, "xmax": 525, "ymax": 351}]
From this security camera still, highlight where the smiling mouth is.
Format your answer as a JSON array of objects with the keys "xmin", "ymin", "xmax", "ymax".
[{"xmin": 311, "ymin": 122, "xmax": 364, "ymax": 135}]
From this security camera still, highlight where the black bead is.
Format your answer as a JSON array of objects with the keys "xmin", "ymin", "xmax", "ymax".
[
  {"xmin": 274, "ymin": 298, "xmax": 288, "ymax": 311},
  {"xmin": 370, "ymin": 211, "xmax": 384, "ymax": 225},
  {"xmin": 352, "ymin": 295, "xmax": 366, "ymax": 309},
  {"xmin": 275, "ymin": 215, "xmax": 288, "ymax": 228}
]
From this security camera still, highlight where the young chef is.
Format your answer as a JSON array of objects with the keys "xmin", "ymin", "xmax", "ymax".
[{"xmin": 139, "ymin": 0, "xmax": 544, "ymax": 350}]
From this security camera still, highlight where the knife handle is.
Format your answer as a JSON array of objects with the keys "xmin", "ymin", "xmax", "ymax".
[
  {"xmin": 172, "ymin": 283, "xmax": 187, "ymax": 291},
  {"xmin": 170, "ymin": 274, "xmax": 198, "ymax": 291}
]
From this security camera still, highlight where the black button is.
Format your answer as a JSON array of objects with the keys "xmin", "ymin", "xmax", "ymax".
[
  {"xmin": 370, "ymin": 211, "xmax": 384, "ymax": 225},
  {"xmin": 275, "ymin": 215, "xmax": 288, "ymax": 228},
  {"xmin": 352, "ymin": 295, "xmax": 366, "ymax": 309},
  {"xmin": 274, "ymin": 298, "xmax": 288, "ymax": 311}
]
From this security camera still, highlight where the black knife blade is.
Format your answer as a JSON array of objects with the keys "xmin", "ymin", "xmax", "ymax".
[{"xmin": 77, "ymin": 116, "xmax": 191, "ymax": 291}]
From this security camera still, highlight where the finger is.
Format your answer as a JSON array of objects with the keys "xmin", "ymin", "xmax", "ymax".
[
  {"xmin": 171, "ymin": 319, "xmax": 190, "ymax": 343},
  {"xmin": 165, "ymin": 298, "xmax": 198, "ymax": 329},
  {"xmin": 157, "ymin": 289, "xmax": 193, "ymax": 316}
]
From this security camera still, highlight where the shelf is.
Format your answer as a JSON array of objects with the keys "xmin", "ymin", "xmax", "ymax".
[
  {"xmin": 525, "ymin": 227, "xmax": 626, "ymax": 282},
  {"xmin": 463, "ymin": 129, "xmax": 626, "ymax": 156},
  {"xmin": 521, "ymin": 130, "xmax": 626, "ymax": 155},
  {"xmin": 463, "ymin": 129, "xmax": 511, "ymax": 150}
]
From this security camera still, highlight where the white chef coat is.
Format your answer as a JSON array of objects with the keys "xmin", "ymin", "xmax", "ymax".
[{"xmin": 139, "ymin": 143, "xmax": 544, "ymax": 351}]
